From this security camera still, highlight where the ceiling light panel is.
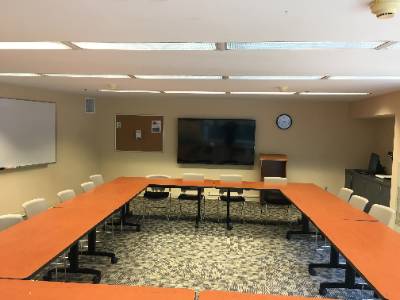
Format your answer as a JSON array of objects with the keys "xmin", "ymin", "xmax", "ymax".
[
  {"xmin": 386, "ymin": 42, "xmax": 400, "ymax": 49},
  {"xmin": 329, "ymin": 76, "xmax": 400, "ymax": 80},
  {"xmin": 229, "ymin": 76, "xmax": 322, "ymax": 80},
  {"xmin": 0, "ymin": 73, "xmax": 40, "ymax": 77},
  {"xmin": 0, "ymin": 42, "xmax": 71, "ymax": 50},
  {"xmin": 135, "ymin": 75, "xmax": 223, "ymax": 80},
  {"xmin": 164, "ymin": 91, "xmax": 226, "ymax": 94},
  {"xmin": 230, "ymin": 92, "xmax": 296, "ymax": 95},
  {"xmin": 299, "ymin": 92, "xmax": 370, "ymax": 96},
  {"xmin": 99, "ymin": 89, "xmax": 160, "ymax": 93},
  {"xmin": 45, "ymin": 74, "xmax": 130, "ymax": 79},
  {"xmin": 72, "ymin": 42, "xmax": 216, "ymax": 51},
  {"xmin": 227, "ymin": 41, "xmax": 383, "ymax": 50}
]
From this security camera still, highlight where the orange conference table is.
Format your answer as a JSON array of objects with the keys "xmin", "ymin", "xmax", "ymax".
[
  {"xmin": 0, "ymin": 177, "xmax": 399, "ymax": 299},
  {"xmin": 199, "ymin": 290, "xmax": 334, "ymax": 300},
  {"xmin": 0, "ymin": 178, "xmax": 148, "ymax": 282},
  {"xmin": 0, "ymin": 280, "xmax": 195, "ymax": 300},
  {"xmin": 0, "ymin": 280, "xmax": 331, "ymax": 300}
]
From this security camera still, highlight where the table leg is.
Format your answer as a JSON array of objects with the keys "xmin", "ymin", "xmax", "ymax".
[
  {"xmin": 79, "ymin": 229, "xmax": 118, "ymax": 264},
  {"xmin": 195, "ymin": 188, "xmax": 201, "ymax": 228},
  {"xmin": 286, "ymin": 213, "xmax": 316, "ymax": 239},
  {"xmin": 319, "ymin": 264, "xmax": 373, "ymax": 296},
  {"xmin": 120, "ymin": 203, "xmax": 141, "ymax": 231},
  {"xmin": 44, "ymin": 243, "xmax": 101, "ymax": 283},
  {"xmin": 226, "ymin": 189, "xmax": 233, "ymax": 230},
  {"xmin": 309, "ymin": 247, "xmax": 347, "ymax": 275}
]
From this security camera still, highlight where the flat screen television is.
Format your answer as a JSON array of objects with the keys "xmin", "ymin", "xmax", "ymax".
[{"xmin": 177, "ymin": 118, "xmax": 256, "ymax": 165}]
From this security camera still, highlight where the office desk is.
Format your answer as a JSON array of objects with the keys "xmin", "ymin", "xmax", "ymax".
[
  {"xmin": 0, "ymin": 178, "xmax": 147, "ymax": 281},
  {"xmin": 0, "ymin": 177, "xmax": 399, "ymax": 298},
  {"xmin": 199, "ymin": 290, "xmax": 334, "ymax": 300},
  {"xmin": 282, "ymin": 184, "xmax": 400, "ymax": 299},
  {"xmin": 0, "ymin": 280, "xmax": 195, "ymax": 300}
]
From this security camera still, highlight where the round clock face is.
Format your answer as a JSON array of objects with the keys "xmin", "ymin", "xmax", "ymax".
[{"xmin": 276, "ymin": 114, "xmax": 293, "ymax": 130}]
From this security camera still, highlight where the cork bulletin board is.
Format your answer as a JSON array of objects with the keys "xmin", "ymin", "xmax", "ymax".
[{"xmin": 115, "ymin": 115, "xmax": 163, "ymax": 151}]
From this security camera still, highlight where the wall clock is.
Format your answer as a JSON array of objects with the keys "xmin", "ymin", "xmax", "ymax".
[{"xmin": 276, "ymin": 113, "xmax": 293, "ymax": 130}]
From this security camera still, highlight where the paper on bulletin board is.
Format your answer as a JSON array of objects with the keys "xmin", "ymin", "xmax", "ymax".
[{"xmin": 151, "ymin": 120, "xmax": 162, "ymax": 133}]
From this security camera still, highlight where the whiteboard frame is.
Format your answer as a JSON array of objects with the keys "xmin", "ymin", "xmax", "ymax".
[{"xmin": 0, "ymin": 97, "xmax": 57, "ymax": 170}]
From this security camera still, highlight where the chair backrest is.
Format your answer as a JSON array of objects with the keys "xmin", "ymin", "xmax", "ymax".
[
  {"xmin": 0, "ymin": 214, "xmax": 23, "ymax": 231},
  {"xmin": 264, "ymin": 177, "xmax": 288, "ymax": 184},
  {"xmin": 89, "ymin": 174, "xmax": 104, "ymax": 187},
  {"xmin": 181, "ymin": 173, "xmax": 205, "ymax": 193},
  {"xmin": 349, "ymin": 195, "xmax": 369, "ymax": 211},
  {"xmin": 146, "ymin": 174, "xmax": 171, "ymax": 192},
  {"xmin": 369, "ymin": 204, "xmax": 396, "ymax": 227},
  {"xmin": 219, "ymin": 174, "xmax": 243, "ymax": 194},
  {"xmin": 57, "ymin": 189, "xmax": 76, "ymax": 203},
  {"xmin": 81, "ymin": 181, "xmax": 95, "ymax": 192},
  {"xmin": 182, "ymin": 173, "xmax": 204, "ymax": 181},
  {"xmin": 22, "ymin": 198, "xmax": 49, "ymax": 219},
  {"xmin": 337, "ymin": 187, "xmax": 353, "ymax": 202}
]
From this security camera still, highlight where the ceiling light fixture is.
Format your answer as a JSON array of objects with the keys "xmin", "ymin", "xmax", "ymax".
[
  {"xmin": 99, "ymin": 89, "xmax": 160, "ymax": 93},
  {"xmin": 328, "ymin": 75, "xmax": 400, "ymax": 80},
  {"xmin": 72, "ymin": 42, "xmax": 217, "ymax": 51},
  {"xmin": 227, "ymin": 41, "xmax": 383, "ymax": 50},
  {"xmin": 0, "ymin": 42, "xmax": 71, "ymax": 50},
  {"xmin": 164, "ymin": 91, "xmax": 226, "ymax": 94},
  {"xmin": 0, "ymin": 73, "xmax": 41, "ymax": 77},
  {"xmin": 229, "ymin": 75, "xmax": 322, "ymax": 80},
  {"xmin": 230, "ymin": 92, "xmax": 296, "ymax": 95},
  {"xmin": 299, "ymin": 92, "xmax": 370, "ymax": 96},
  {"xmin": 135, "ymin": 75, "xmax": 223, "ymax": 80},
  {"xmin": 45, "ymin": 74, "xmax": 130, "ymax": 79}
]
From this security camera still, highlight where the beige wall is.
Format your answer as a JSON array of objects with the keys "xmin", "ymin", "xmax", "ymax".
[
  {"xmin": 96, "ymin": 95, "xmax": 377, "ymax": 196},
  {"xmin": 0, "ymin": 83, "xmax": 98, "ymax": 214},
  {"xmin": 351, "ymin": 93, "xmax": 400, "ymax": 209},
  {"xmin": 371, "ymin": 117, "xmax": 395, "ymax": 174}
]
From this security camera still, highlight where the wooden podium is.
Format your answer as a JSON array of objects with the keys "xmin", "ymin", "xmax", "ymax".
[{"xmin": 260, "ymin": 154, "xmax": 290, "ymax": 205}]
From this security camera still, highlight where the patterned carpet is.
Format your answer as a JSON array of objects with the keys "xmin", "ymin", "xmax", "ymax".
[{"xmin": 37, "ymin": 197, "xmax": 377, "ymax": 300}]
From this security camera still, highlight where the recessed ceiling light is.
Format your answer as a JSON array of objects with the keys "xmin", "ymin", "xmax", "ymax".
[
  {"xmin": 230, "ymin": 92, "xmax": 296, "ymax": 95},
  {"xmin": 45, "ymin": 74, "xmax": 130, "ymax": 79},
  {"xmin": 229, "ymin": 76, "xmax": 322, "ymax": 80},
  {"xmin": 135, "ymin": 75, "xmax": 223, "ymax": 80},
  {"xmin": 227, "ymin": 41, "xmax": 383, "ymax": 50},
  {"xmin": 299, "ymin": 92, "xmax": 370, "ymax": 96},
  {"xmin": 164, "ymin": 91, "xmax": 226, "ymax": 94},
  {"xmin": 0, "ymin": 42, "xmax": 71, "ymax": 50},
  {"xmin": 72, "ymin": 42, "xmax": 217, "ymax": 51},
  {"xmin": 386, "ymin": 42, "xmax": 400, "ymax": 49},
  {"xmin": 99, "ymin": 89, "xmax": 160, "ymax": 93},
  {"xmin": 0, "ymin": 73, "xmax": 41, "ymax": 77},
  {"xmin": 328, "ymin": 75, "xmax": 400, "ymax": 80}
]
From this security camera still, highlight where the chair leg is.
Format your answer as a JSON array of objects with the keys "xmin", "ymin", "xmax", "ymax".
[
  {"xmin": 240, "ymin": 202, "xmax": 245, "ymax": 223},
  {"xmin": 217, "ymin": 199, "xmax": 220, "ymax": 223},
  {"xmin": 202, "ymin": 198, "xmax": 206, "ymax": 220}
]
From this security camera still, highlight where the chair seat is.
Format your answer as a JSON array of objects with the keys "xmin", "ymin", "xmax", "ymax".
[
  {"xmin": 144, "ymin": 191, "xmax": 170, "ymax": 200},
  {"xmin": 220, "ymin": 195, "xmax": 245, "ymax": 203},
  {"xmin": 178, "ymin": 193, "xmax": 204, "ymax": 201}
]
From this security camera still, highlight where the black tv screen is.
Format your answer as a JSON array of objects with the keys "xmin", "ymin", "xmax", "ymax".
[{"xmin": 178, "ymin": 118, "xmax": 256, "ymax": 165}]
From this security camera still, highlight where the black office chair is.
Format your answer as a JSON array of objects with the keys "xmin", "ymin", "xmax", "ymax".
[
  {"xmin": 142, "ymin": 175, "xmax": 172, "ymax": 221},
  {"xmin": 178, "ymin": 173, "xmax": 206, "ymax": 220},
  {"xmin": 217, "ymin": 174, "xmax": 246, "ymax": 223}
]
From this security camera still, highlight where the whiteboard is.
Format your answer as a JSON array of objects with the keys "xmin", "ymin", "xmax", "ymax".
[{"xmin": 0, "ymin": 98, "xmax": 56, "ymax": 169}]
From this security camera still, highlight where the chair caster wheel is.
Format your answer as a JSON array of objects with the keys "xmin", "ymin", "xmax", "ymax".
[
  {"xmin": 111, "ymin": 256, "xmax": 118, "ymax": 264},
  {"xmin": 319, "ymin": 288, "xmax": 327, "ymax": 296}
]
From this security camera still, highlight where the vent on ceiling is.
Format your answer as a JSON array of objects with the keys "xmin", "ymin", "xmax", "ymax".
[{"xmin": 85, "ymin": 98, "xmax": 95, "ymax": 113}]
